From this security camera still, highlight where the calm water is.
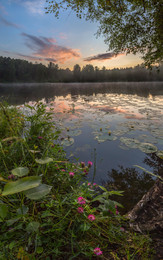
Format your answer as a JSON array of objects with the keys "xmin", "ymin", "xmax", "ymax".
[{"xmin": 1, "ymin": 82, "xmax": 163, "ymax": 211}]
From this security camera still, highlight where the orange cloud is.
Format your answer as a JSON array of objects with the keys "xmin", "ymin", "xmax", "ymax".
[{"xmin": 22, "ymin": 33, "xmax": 81, "ymax": 64}]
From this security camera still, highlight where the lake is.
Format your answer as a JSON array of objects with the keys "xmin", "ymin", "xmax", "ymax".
[{"xmin": 0, "ymin": 82, "xmax": 163, "ymax": 212}]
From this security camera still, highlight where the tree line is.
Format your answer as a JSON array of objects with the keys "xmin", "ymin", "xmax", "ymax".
[{"xmin": 0, "ymin": 56, "xmax": 163, "ymax": 83}]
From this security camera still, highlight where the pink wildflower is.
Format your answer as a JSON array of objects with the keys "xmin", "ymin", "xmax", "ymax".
[
  {"xmin": 8, "ymin": 174, "xmax": 15, "ymax": 180},
  {"xmin": 88, "ymin": 161, "xmax": 93, "ymax": 168},
  {"xmin": 115, "ymin": 205, "xmax": 119, "ymax": 214},
  {"xmin": 88, "ymin": 214, "xmax": 95, "ymax": 221},
  {"xmin": 116, "ymin": 210, "xmax": 119, "ymax": 215},
  {"xmin": 61, "ymin": 169, "xmax": 65, "ymax": 172},
  {"xmin": 88, "ymin": 182, "xmax": 91, "ymax": 186},
  {"xmin": 77, "ymin": 197, "xmax": 86, "ymax": 205},
  {"xmin": 69, "ymin": 172, "xmax": 74, "ymax": 177},
  {"xmin": 93, "ymin": 247, "xmax": 103, "ymax": 255},
  {"xmin": 38, "ymin": 136, "xmax": 43, "ymax": 139},
  {"xmin": 120, "ymin": 227, "xmax": 125, "ymax": 231},
  {"xmin": 77, "ymin": 207, "xmax": 84, "ymax": 213},
  {"xmin": 81, "ymin": 162, "xmax": 85, "ymax": 168}
]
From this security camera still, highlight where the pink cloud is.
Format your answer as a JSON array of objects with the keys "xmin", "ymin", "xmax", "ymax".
[{"xmin": 22, "ymin": 33, "xmax": 81, "ymax": 64}]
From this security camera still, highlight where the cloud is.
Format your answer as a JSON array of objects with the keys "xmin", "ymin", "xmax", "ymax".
[
  {"xmin": 0, "ymin": 15, "xmax": 20, "ymax": 28},
  {"xmin": 21, "ymin": 33, "xmax": 81, "ymax": 63},
  {"xmin": 23, "ymin": 0, "xmax": 45, "ymax": 15},
  {"xmin": 2, "ymin": 50, "xmax": 57, "ymax": 63},
  {"xmin": 84, "ymin": 52, "xmax": 123, "ymax": 62}
]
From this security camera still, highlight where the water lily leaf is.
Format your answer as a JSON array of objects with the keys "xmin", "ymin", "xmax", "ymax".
[
  {"xmin": 68, "ymin": 129, "xmax": 82, "ymax": 136},
  {"xmin": 112, "ymin": 129, "xmax": 128, "ymax": 136},
  {"xmin": 24, "ymin": 184, "xmax": 52, "ymax": 200},
  {"xmin": 61, "ymin": 138, "xmax": 74, "ymax": 146},
  {"xmin": 11, "ymin": 167, "xmax": 29, "ymax": 177},
  {"xmin": 139, "ymin": 143, "xmax": 157, "ymax": 153},
  {"xmin": 35, "ymin": 157, "xmax": 53, "ymax": 164},
  {"xmin": 2, "ymin": 176, "xmax": 41, "ymax": 196},
  {"xmin": 95, "ymin": 134, "xmax": 117, "ymax": 143},
  {"xmin": 26, "ymin": 222, "xmax": 40, "ymax": 233},
  {"xmin": 156, "ymin": 150, "xmax": 163, "ymax": 159},
  {"xmin": 120, "ymin": 137, "xmax": 140, "ymax": 148}
]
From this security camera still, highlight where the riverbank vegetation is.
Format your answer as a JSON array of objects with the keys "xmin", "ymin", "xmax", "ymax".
[
  {"xmin": 0, "ymin": 102, "xmax": 154, "ymax": 259},
  {"xmin": 0, "ymin": 56, "xmax": 163, "ymax": 83}
]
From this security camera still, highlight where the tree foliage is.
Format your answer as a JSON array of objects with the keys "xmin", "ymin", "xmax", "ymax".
[
  {"xmin": 0, "ymin": 56, "xmax": 163, "ymax": 83},
  {"xmin": 45, "ymin": 0, "xmax": 163, "ymax": 68}
]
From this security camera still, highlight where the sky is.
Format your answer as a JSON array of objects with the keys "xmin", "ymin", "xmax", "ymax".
[{"xmin": 0, "ymin": 0, "xmax": 143, "ymax": 69}]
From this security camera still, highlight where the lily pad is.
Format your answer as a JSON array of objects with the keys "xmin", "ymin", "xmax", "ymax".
[
  {"xmin": 120, "ymin": 137, "xmax": 140, "ymax": 148},
  {"xmin": 68, "ymin": 129, "xmax": 82, "ymax": 136},
  {"xmin": 61, "ymin": 138, "xmax": 74, "ymax": 146},
  {"xmin": 137, "ymin": 135, "xmax": 157, "ymax": 144},
  {"xmin": 139, "ymin": 143, "xmax": 158, "ymax": 153},
  {"xmin": 95, "ymin": 134, "xmax": 117, "ymax": 143},
  {"xmin": 112, "ymin": 129, "xmax": 128, "ymax": 136},
  {"xmin": 156, "ymin": 150, "xmax": 163, "ymax": 159}
]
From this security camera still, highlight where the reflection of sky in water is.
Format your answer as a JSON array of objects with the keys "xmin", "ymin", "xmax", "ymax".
[
  {"xmin": 17, "ymin": 90, "xmax": 163, "ymax": 211},
  {"xmin": 45, "ymin": 93, "xmax": 163, "ymax": 185}
]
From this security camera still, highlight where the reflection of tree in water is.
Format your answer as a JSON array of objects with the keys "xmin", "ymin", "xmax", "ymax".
[
  {"xmin": 104, "ymin": 165, "xmax": 155, "ymax": 214},
  {"xmin": 143, "ymin": 153, "xmax": 163, "ymax": 177},
  {"xmin": 105, "ymin": 153, "xmax": 163, "ymax": 214}
]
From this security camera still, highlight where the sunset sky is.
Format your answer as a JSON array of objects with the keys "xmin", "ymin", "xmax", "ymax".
[{"xmin": 0, "ymin": 0, "xmax": 143, "ymax": 69}]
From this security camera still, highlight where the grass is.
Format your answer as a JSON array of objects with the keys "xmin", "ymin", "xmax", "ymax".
[{"xmin": 0, "ymin": 102, "xmax": 154, "ymax": 259}]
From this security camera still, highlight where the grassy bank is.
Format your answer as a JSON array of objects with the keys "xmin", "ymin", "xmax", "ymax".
[{"xmin": 0, "ymin": 102, "xmax": 153, "ymax": 259}]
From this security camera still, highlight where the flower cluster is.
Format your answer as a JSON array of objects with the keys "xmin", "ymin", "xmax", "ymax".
[
  {"xmin": 88, "ymin": 214, "xmax": 95, "ymax": 221},
  {"xmin": 93, "ymin": 247, "xmax": 103, "ymax": 255},
  {"xmin": 77, "ymin": 196, "xmax": 86, "ymax": 205},
  {"xmin": 77, "ymin": 207, "xmax": 84, "ymax": 213}
]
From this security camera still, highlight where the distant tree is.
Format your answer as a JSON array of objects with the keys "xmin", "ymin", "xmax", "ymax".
[
  {"xmin": 81, "ymin": 64, "xmax": 95, "ymax": 81},
  {"xmin": 45, "ymin": 0, "xmax": 163, "ymax": 68},
  {"xmin": 73, "ymin": 64, "xmax": 81, "ymax": 81}
]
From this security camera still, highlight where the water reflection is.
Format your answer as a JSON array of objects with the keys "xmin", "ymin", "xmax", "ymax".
[
  {"xmin": 1, "ymin": 82, "xmax": 163, "ymax": 211},
  {"xmin": 0, "ymin": 82, "xmax": 163, "ymax": 105},
  {"xmin": 104, "ymin": 165, "xmax": 155, "ymax": 214},
  {"xmin": 104, "ymin": 153, "xmax": 163, "ymax": 213}
]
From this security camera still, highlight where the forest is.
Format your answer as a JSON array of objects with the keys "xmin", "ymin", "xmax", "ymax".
[{"xmin": 0, "ymin": 56, "xmax": 163, "ymax": 83}]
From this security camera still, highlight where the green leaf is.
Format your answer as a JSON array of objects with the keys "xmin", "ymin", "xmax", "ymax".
[
  {"xmin": 134, "ymin": 165, "xmax": 163, "ymax": 182},
  {"xmin": 26, "ymin": 222, "xmax": 40, "ymax": 233},
  {"xmin": 99, "ymin": 185, "xmax": 107, "ymax": 192},
  {"xmin": 79, "ymin": 223, "xmax": 91, "ymax": 232},
  {"xmin": 41, "ymin": 211, "xmax": 54, "ymax": 218},
  {"xmin": 6, "ymin": 218, "xmax": 20, "ymax": 226},
  {"xmin": 35, "ymin": 157, "xmax": 53, "ymax": 164},
  {"xmin": 24, "ymin": 184, "xmax": 52, "ymax": 200},
  {"xmin": 11, "ymin": 167, "xmax": 29, "ymax": 177},
  {"xmin": 0, "ymin": 204, "xmax": 8, "ymax": 219},
  {"xmin": 2, "ymin": 176, "xmax": 41, "ymax": 196},
  {"xmin": 17, "ymin": 205, "xmax": 29, "ymax": 215},
  {"xmin": 9, "ymin": 241, "xmax": 16, "ymax": 250},
  {"xmin": 36, "ymin": 247, "xmax": 43, "ymax": 254}
]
